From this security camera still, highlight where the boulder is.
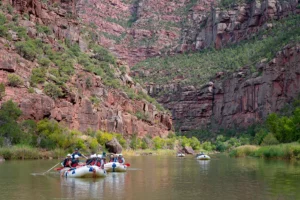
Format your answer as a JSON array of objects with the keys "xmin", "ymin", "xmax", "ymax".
[
  {"xmin": 182, "ymin": 146, "xmax": 195, "ymax": 155},
  {"xmin": 105, "ymin": 138, "xmax": 122, "ymax": 154},
  {"xmin": 0, "ymin": 156, "xmax": 5, "ymax": 162}
]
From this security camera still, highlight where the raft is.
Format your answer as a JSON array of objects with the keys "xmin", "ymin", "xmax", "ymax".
[
  {"xmin": 196, "ymin": 154, "xmax": 211, "ymax": 160},
  {"xmin": 60, "ymin": 166, "xmax": 107, "ymax": 178},
  {"xmin": 104, "ymin": 162, "xmax": 127, "ymax": 172},
  {"xmin": 177, "ymin": 153, "xmax": 185, "ymax": 157}
]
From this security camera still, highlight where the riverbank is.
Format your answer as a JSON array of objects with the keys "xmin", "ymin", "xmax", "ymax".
[
  {"xmin": 0, "ymin": 145, "xmax": 67, "ymax": 160},
  {"xmin": 0, "ymin": 145, "xmax": 213, "ymax": 160},
  {"xmin": 229, "ymin": 143, "xmax": 300, "ymax": 160}
]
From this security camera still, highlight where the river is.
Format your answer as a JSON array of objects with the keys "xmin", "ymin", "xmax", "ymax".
[{"xmin": 0, "ymin": 154, "xmax": 299, "ymax": 200}]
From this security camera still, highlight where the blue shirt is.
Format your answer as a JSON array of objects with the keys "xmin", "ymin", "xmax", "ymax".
[{"xmin": 72, "ymin": 152, "xmax": 82, "ymax": 159}]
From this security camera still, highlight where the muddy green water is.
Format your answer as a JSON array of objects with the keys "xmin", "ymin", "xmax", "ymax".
[{"xmin": 0, "ymin": 154, "xmax": 300, "ymax": 200}]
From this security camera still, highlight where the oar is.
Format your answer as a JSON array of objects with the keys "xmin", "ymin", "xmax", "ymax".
[
  {"xmin": 81, "ymin": 154, "xmax": 88, "ymax": 159},
  {"xmin": 31, "ymin": 162, "xmax": 61, "ymax": 176},
  {"xmin": 42, "ymin": 162, "xmax": 61, "ymax": 175},
  {"xmin": 125, "ymin": 163, "xmax": 130, "ymax": 167}
]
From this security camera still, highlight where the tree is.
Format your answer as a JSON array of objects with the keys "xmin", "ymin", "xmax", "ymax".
[{"xmin": 0, "ymin": 100, "xmax": 22, "ymax": 144}]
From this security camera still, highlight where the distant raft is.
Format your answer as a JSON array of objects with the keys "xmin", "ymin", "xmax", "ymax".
[
  {"xmin": 104, "ymin": 162, "xmax": 127, "ymax": 172},
  {"xmin": 177, "ymin": 153, "xmax": 185, "ymax": 157},
  {"xmin": 196, "ymin": 154, "xmax": 211, "ymax": 160},
  {"xmin": 60, "ymin": 166, "xmax": 107, "ymax": 178}
]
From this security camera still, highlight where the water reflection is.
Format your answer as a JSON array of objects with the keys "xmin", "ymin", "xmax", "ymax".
[
  {"xmin": 0, "ymin": 156, "xmax": 300, "ymax": 200},
  {"xmin": 197, "ymin": 160, "xmax": 210, "ymax": 172},
  {"xmin": 59, "ymin": 173, "xmax": 127, "ymax": 199}
]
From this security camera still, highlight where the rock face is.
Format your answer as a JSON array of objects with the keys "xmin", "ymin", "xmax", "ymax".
[
  {"xmin": 148, "ymin": 44, "xmax": 300, "ymax": 131},
  {"xmin": 0, "ymin": 0, "xmax": 172, "ymax": 137},
  {"xmin": 182, "ymin": 146, "xmax": 194, "ymax": 154},
  {"xmin": 179, "ymin": 0, "xmax": 299, "ymax": 51},
  {"xmin": 105, "ymin": 138, "xmax": 123, "ymax": 153}
]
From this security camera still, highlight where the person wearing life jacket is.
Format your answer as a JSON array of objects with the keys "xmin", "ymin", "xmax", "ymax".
[
  {"xmin": 118, "ymin": 154, "xmax": 125, "ymax": 164},
  {"xmin": 71, "ymin": 155, "xmax": 80, "ymax": 167},
  {"xmin": 109, "ymin": 154, "xmax": 114, "ymax": 162},
  {"xmin": 95, "ymin": 154, "xmax": 104, "ymax": 168},
  {"xmin": 113, "ymin": 154, "xmax": 118, "ymax": 162},
  {"xmin": 86, "ymin": 154, "xmax": 95, "ymax": 165},
  {"xmin": 71, "ymin": 148, "xmax": 83, "ymax": 159},
  {"xmin": 62, "ymin": 154, "xmax": 72, "ymax": 168}
]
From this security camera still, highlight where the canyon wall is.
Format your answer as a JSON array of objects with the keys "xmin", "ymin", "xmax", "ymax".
[
  {"xmin": 179, "ymin": 0, "xmax": 299, "ymax": 51},
  {"xmin": 147, "ymin": 44, "xmax": 300, "ymax": 131},
  {"xmin": 0, "ymin": 0, "xmax": 172, "ymax": 137}
]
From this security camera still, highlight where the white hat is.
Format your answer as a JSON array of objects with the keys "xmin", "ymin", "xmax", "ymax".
[
  {"xmin": 74, "ymin": 155, "xmax": 80, "ymax": 158},
  {"xmin": 67, "ymin": 154, "xmax": 71, "ymax": 157},
  {"xmin": 97, "ymin": 154, "xmax": 102, "ymax": 158}
]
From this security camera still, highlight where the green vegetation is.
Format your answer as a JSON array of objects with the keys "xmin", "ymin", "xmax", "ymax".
[
  {"xmin": 7, "ymin": 74, "xmax": 23, "ymax": 87},
  {"xmin": 43, "ymin": 83, "xmax": 64, "ymax": 99},
  {"xmin": 218, "ymin": 0, "xmax": 254, "ymax": 9},
  {"xmin": 15, "ymin": 39, "xmax": 42, "ymax": 61},
  {"xmin": 230, "ymin": 143, "xmax": 300, "ymax": 160},
  {"xmin": 0, "ymin": 100, "xmax": 203, "ymax": 160},
  {"xmin": 227, "ymin": 97, "xmax": 300, "ymax": 160},
  {"xmin": 133, "ymin": 15, "xmax": 300, "ymax": 87},
  {"xmin": 0, "ymin": 83, "xmax": 5, "ymax": 100},
  {"xmin": 30, "ymin": 68, "xmax": 46, "ymax": 85},
  {"xmin": 0, "ymin": 100, "xmax": 23, "ymax": 145}
]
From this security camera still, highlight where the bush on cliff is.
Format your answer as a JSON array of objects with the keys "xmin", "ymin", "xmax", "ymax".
[
  {"xmin": 7, "ymin": 74, "xmax": 23, "ymax": 87},
  {"xmin": 15, "ymin": 39, "xmax": 42, "ymax": 61},
  {"xmin": 43, "ymin": 83, "xmax": 64, "ymax": 99},
  {"xmin": 0, "ymin": 83, "xmax": 5, "ymax": 100},
  {"xmin": 30, "ymin": 68, "xmax": 46, "ymax": 85}
]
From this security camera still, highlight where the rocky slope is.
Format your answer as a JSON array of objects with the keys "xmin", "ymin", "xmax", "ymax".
[
  {"xmin": 147, "ymin": 43, "xmax": 300, "ymax": 131},
  {"xmin": 0, "ymin": 0, "xmax": 172, "ymax": 137},
  {"xmin": 179, "ymin": 0, "xmax": 299, "ymax": 51}
]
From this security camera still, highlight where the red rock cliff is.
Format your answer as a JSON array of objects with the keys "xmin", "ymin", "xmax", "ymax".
[
  {"xmin": 147, "ymin": 44, "xmax": 300, "ymax": 131},
  {"xmin": 0, "ymin": 0, "xmax": 172, "ymax": 137}
]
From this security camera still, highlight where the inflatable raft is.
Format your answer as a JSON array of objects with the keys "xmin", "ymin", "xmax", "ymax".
[
  {"xmin": 196, "ymin": 154, "xmax": 211, "ymax": 160},
  {"xmin": 177, "ymin": 153, "xmax": 185, "ymax": 157},
  {"xmin": 60, "ymin": 166, "xmax": 107, "ymax": 178},
  {"xmin": 104, "ymin": 162, "xmax": 127, "ymax": 172}
]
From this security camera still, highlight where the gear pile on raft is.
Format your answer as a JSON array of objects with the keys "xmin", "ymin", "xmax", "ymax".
[{"xmin": 58, "ymin": 148, "xmax": 128, "ymax": 178}]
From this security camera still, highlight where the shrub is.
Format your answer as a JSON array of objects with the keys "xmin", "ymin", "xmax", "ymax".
[
  {"xmin": 0, "ymin": 100, "xmax": 22, "ymax": 144},
  {"xmin": 0, "ymin": 83, "xmax": 5, "ymax": 100},
  {"xmin": 90, "ymin": 95, "xmax": 100, "ymax": 106},
  {"xmin": 253, "ymin": 128, "xmax": 268, "ymax": 145},
  {"xmin": 261, "ymin": 133, "xmax": 279, "ymax": 146},
  {"xmin": 201, "ymin": 141, "xmax": 215, "ymax": 151},
  {"xmin": 229, "ymin": 145, "xmax": 259, "ymax": 157},
  {"xmin": 44, "ymin": 83, "xmax": 63, "ymax": 99},
  {"xmin": 96, "ymin": 131, "xmax": 114, "ymax": 146},
  {"xmin": 135, "ymin": 111, "xmax": 149, "ymax": 121},
  {"xmin": 36, "ymin": 24, "xmax": 52, "ymax": 35},
  {"xmin": 30, "ymin": 68, "xmax": 46, "ymax": 85},
  {"xmin": 7, "ymin": 74, "xmax": 23, "ymax": 87},
  {"xmin": 153, "ymin": 136, "xmax": 165, "ymax": 149},
  {"xmin": 0, "ymin": 13, "xmax": 6, "ymax": 25},
  {"xmin": 15, "ymin": 39, "xmax": 42, "ymax": 61},
  {"xmin": 38, "ymin": 57, "xmax": 51, "ymax": 67}
]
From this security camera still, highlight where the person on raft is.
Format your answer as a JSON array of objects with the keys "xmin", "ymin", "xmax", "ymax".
[
  {"xmin": 71, "ymin": 148, "xmax": 83, "ymax": 159},
  {"xmin": 109, "ymin": 154, "xmax": 114, "ymax": 162},
  {"xmin": 95, "ymin": 154, "xmax": 105, "ymax": 169},
  {"xmin": 62, "ymin": 154, "xmax": 72, "ymax": 167},
  {"xmin": 71, "ymin": 155, "xmax": 84, "ymax": 168},
  {"xmin": 86, "ymin": 154, "xmax": 95, "ymax": 165},
  {"xmin": 118, "ymin": 154, "xmax": 125, "ymax": 164}
]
